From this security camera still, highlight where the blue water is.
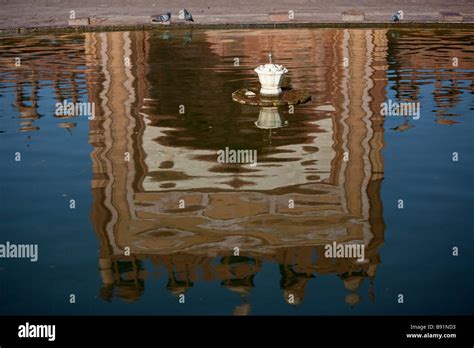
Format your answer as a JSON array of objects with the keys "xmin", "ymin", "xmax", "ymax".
[{"xmin": 0, "ymin": 28, "xmax": 473, "ymax": 315}]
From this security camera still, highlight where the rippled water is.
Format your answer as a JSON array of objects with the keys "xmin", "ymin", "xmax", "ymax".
[{"xmin": 0, "ymin": 29, "xmax": 473, "ymax": 315}]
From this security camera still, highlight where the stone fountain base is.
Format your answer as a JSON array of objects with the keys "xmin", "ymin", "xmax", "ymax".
[{"xmin": 232, "ymin": 87, "xmax": 311, "ymax": 107}]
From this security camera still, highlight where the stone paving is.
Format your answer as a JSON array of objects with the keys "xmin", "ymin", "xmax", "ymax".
[{"xmin": 0, "ymin": 0, "xmax": 473, "ymax": 31}]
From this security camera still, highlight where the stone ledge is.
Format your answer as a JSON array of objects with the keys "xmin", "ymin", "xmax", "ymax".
[
  {"xmin": 269, "ymin": 11, "xmax": 293, "ymax": 22},
  {"xmin": 439, "ymin": 11, "xmax": 463, "ymax": 22},
  {"xmin": 341, "ymin": 11, "xmax": 365, "ymax": 22},
  {"xmin": 68, "ymin": 18, "xmax": 90, "ymax": 26}
]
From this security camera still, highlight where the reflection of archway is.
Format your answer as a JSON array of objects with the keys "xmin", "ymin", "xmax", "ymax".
[{"xmin": 86, "ymin": 29, "xmax": 388, "ymax": 311}]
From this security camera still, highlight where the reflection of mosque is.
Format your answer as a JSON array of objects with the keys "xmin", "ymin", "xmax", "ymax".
[
  {"xmin": 84, "ymin": 29, "xmax": 389, "ymax": 313},
  {"xmin": 3, "ymin": 29, "xmax": 470, "ymax": 314},
  {"xmin": 0, "ymin": 29, "xmax": 472, "ymax": 314}
]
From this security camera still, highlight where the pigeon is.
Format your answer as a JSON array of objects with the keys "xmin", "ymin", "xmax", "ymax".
[
  {"xmin": 392, "ymin": 10, "xmax": 402, "ymax": 22},
  {"xmin": 151, "ymin": 11, "xmax": 171, "ymax": 24},
  {"xmin": 183, "ymin": 8, "xmax": 194, "ymax": 22}
]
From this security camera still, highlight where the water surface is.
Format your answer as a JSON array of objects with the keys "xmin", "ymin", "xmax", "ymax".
[{"xmin": 0, "ymin": 28, "xmax": 473, "ymax": 315}]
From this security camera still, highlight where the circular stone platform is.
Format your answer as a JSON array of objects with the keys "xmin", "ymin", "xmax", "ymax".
[{"xmin": 232, "ymin": 87, "xmax": 311, "ymax": 107}]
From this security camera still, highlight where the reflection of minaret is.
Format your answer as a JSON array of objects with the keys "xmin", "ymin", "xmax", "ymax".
[
  {"xmin": 85, "ymin": 30, "xmax": 150, "ymax": 295},
  {"xmin": 335, "ymin": 29, "xmax": 388, "ymax": 305}
]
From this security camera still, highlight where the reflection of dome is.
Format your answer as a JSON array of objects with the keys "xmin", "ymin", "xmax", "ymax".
[
  {"xmin": 233, "ymin": 303, "xmax": 251, "ymax": 316},
  {"xmin": 344, "ymin": 276, "xmax": 364, "ymax": 291},
  {"xmin": 167, "ymin": 286, "xmax": 190, "ymax": 296},
  {"xmin": 19, "ymin": 109, "xmax": 38, "ymax": 119},
  {"xmin": 284, "ymin": 289, "xmax": 303, "ymax": 305},
  {"xmin": 255, "ymin": 107, "xmax": 287, "ymax": 129},
  {"xmin": 345, "ymin": 292, "xmax": 360, "ymax": 307},
  {"xmin": 225, "ymin": 284, "xmax": 252, "ymax": 296},
  {"xmin": 220, "ymin": 256, "xmax": 258, "ymax": 296},
  {"xmin": 116, "ymin": 281, "xmax": 145, "ymax": 303}
]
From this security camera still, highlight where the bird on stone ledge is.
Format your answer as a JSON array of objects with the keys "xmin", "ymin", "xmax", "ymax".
[
  {"xmin": 392, "ymin": 10, "xmax": 403, "ymax": 22},
  {"xmin": 183, "ymin": 8, "xmax": 194, "ymax": 22},
  {"xmin": 151, "ymin": 11, "xmax": 171, "ymax": 24}
]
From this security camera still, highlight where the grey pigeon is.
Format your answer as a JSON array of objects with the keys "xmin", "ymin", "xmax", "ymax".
[
  {"xmin": 391, "ymin": 10, "xmax": 402, "ymax": 22},
  {"xmin": 152, "ymin": 11, "xmax": 171, "ymax": 23},
  {"xmin": 183, "ymin": 8, "xmax": 194, "ymax": 22}
]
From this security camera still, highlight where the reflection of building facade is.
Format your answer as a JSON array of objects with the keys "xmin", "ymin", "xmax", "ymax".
[
  {"xmin": 386, "ymin": 29, "xmax": 474, "ymax": 120},
  {"xmin": 0, "ymin": 28, "xmax": 470, "ymax": 313},
  {"xmin": 0, "ymin": 34, "xmax": 89, "ymax": 132},
  {"xmin": 0, "ymin": 34, "xmax": 94, "ymax": 132},
  {"xmin": 84, "ymin": 29, "xmax": 389, "ymax": 312}
]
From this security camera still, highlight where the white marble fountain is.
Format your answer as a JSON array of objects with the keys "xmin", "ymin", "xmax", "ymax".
[
  {"xmin": 232, "ymin": 52, "xmax": 311, "ymax": 129},
  {"xmin": 254, "ymin": 52, "xmax": 288, "ymax": 96}
]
